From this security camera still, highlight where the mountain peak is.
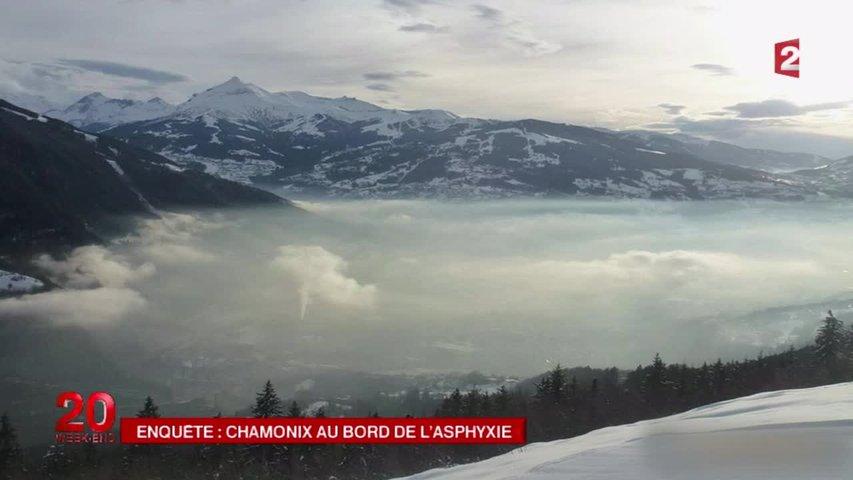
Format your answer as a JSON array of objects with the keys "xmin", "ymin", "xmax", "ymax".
[
  {"xmin": 204, "ymin": 76, "xmax": 268, "ymax": 97},
  {"xmin": 54, "ymin": 92, "xmax": 176, "ymax": 131},
  {"xmin": 80, "ymin": 92, "xmax": 106, "ymax": 102}
]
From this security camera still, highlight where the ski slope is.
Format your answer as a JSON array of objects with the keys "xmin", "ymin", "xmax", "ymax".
[{"xmin": 400, "ymin": 383, "xmax": 853, "ymax": 480}]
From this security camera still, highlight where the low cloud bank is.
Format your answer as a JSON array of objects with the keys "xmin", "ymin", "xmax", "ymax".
[
  {"xmin": 34, "ymin": 246, "xmax": 155, "ymax": 288},
  {"xmin": 2, "ymin": 200, "xmax": 849, "ymax": 374},
  {"xmin": 0, "ymin": 287, "xmax": 146, "ymax": 325}
]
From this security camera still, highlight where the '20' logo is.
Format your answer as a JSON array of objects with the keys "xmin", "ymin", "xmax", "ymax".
[
  {"xmin": 56, "ymin": 391, "xmax": 116, "ymax": 433},
  {"xmin": 775, "ymin": 39, "xmax": 800, "ymax": 78}
]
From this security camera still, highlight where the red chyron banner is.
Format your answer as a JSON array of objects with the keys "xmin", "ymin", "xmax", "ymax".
[{"xmin": 121, "ymin": 417, "xmax": 526, "ymax": 445}]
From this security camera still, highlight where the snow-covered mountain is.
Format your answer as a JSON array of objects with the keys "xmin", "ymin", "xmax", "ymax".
[
  {"xmin": 176, "ymin": 76, "xmax": 459, "ymax": 128},
  {"xmin": 0, "ymin": 90, "xmax": 60, "ymax": 114},
  {"xmin": 0, "ymin": 99, "xmax": 285, "ymax": 251},
  {"xmin": 791, "ymin": 155, "xmax": 853, "ymax": 197},
  {"xmin": 619, "ymin": 130, "xmax": 830, "ymax": 173},
  {"xmin": 97, "ymin": 77, "xmax": 811, "ymax": 199},
  {"xmin": 49, "ymin": 92, "xmax": 175, "ymax": 132},
  {"xmin": 400, "ymin": 382, "xmax": 853, "ymax": 480},
  {"xmin": 0, "ymin": 269, "xmax": 44, "ymax": 295}
]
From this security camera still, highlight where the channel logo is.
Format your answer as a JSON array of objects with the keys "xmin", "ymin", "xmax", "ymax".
[
  {"xmin": 55, "ymin": 391, "xmax": 117, "ymax": 444},
  {"xmin": 775, "ymin": 38, "xmax": 800, "ymax": 78}
]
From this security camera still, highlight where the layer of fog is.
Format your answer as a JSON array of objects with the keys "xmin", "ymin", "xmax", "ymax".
[{"xmin": 3, "ymin": 199, "xmax": 853, "ymax": 377}]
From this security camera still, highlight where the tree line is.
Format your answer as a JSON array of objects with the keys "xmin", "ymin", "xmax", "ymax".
[{"xmin": 1, "ymin": 312, "xmax": 852, "ymax": 479}]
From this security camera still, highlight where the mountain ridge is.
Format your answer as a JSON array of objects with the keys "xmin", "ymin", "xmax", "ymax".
[
  {"xmin": 0, "ymin": 99, "xmax": 288, "ymax": 253},
  {"xmin": 83, "ymin": 77, "xmax": 815, "ymax": 200},
  {"xmin": 47, "ymin": 92, "xmax": 176, "ymax": 132}
]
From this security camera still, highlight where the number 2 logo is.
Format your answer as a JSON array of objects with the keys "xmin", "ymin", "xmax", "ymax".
[
  {"xmin": 775, "ymin": 38, "xmax": 800, "ymax": 78},
  {"xmin": 56, "ymin": 391, "xmax": 116, "ymax": 433}
]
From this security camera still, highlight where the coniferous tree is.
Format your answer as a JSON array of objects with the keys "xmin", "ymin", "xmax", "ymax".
[
  {"xmin": 675, "ymin": 364, "xmax": 689, "ymax": 400},
  {"xmin": 643, "ymin": 353, "xmax": 668, "ymax": 408},
  {"xmin": 439, "ymin": 389, "xmax": 463, "ymax": 416},
  {"xmin": 603, "ymin": 367, "xmax": 619, "ymax": 387},
  {"xmin": 569, "ymin": 376, "xmax": 579, "ymax": 401},
  {"xmin": 137, "ymin": 396, "xmax": 160, "ymax": 418},
  {"xmin": 480, "ymin": 393, "xmax": 493, "ymax": 416},
  {"xmin": 536, "ymin": 364, "xmax": 567, "ymax": 404},
  {"xmin": 0, "ymin": 413, "xmax": 21, "ymax": 477},
  {"xmin": 287, "ymin": 401, "xmax": 302, "ymax": 418},
  {"xmin": 252, "ymin": 380, "xmax": 283, "ymax": 418},
  {"xmin": 128, "ymin": 396, "xmax": 164, "ymax": 465},
  {"xmin": 493, "ymin": 386, "xmax": 511, "ymax": 416},
  {"xmin": 696, "ymin": 362, "xmax": 711, "ymax": 399},
  {"xmin": 41, "ymin": 444, "xmax": 73, "ymax": 479},
  {"xmin": 815, "ymin": 311, "xmax": 846, "ymax": 377},
  {"xmin": 711, "ymin": 359, "xmax": 727, "ymax": 397},
  {"xmin": 462, "ymin": 389, "xmax": 482, "ymax": 416},
  {"xmin": 624, "ymin": 365, "xmax": 644, "ymax": 391},
  {"xmin": 848, "ymin": 324, "xmax": 853, "ymax": 369}
]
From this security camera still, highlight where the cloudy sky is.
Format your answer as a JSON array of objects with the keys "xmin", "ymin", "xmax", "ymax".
[{"xmin": 1, "ymin": 0, "xmax": 851, "ymax": 156}]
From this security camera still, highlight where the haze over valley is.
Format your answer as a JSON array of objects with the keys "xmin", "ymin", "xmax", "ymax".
[
  {"xmin": 4, "ymin": 199, "xmax": 852, "ymax": 378},
  {"xmin": 3, "ymin": 4, "xmax": 853, "ymax": 479}
]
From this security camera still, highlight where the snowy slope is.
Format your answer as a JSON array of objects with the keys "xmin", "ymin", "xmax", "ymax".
[
  {"xmin": 400, "ymin": 383, "xmax": 853, "ymax": 480},
  {"xmin": 0, "ymin": 269, "xmax": 44, "ymax": 294},
  {"xmin": 620, "ymin": 130, "xmax": 830, "ymax": 173},
  {"xmin": 49, "ymin": 92, "xmax": 175, "ymax": 132},
  {"xmin": 0, "ymin": 99, "xmax": 286, "ymax": 250},
  {"xmin": 792, "ymin": 156, "xmax": 853, "ymax": 197}
]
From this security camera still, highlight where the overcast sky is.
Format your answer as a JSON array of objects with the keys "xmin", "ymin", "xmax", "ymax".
[{"xmin": 1, "ymin": 0, "xmax": 852, "ymax": 156}]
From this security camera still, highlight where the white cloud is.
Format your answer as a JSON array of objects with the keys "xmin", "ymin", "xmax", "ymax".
[
  {"xmin": 439, "ymin": 248, "xmax": 825, "ymax": 322},
  {"xmin": 33, "ymin": 245, "xmax": 155, "ymax": 289},
  {"xmin": 469, "ymin": 4, "xmax": 562, "ymax": 57},
  {"xmin": 3, "ymin": 1, "xmax": 853, "ymax": 151},
  {"xmin": 15, "ymin": 245, "xmax": 153, "ymax": 326},
  {"xmin": 271, "ymin": 245, "xmax": 377, "ymax": 320},
  {"xmin": 723, "ymin": 99, "xmax": 850, "ymax": 119},
  {"xmin": 691, "ymin": 63, "xmax": 734, "ymax": 76},
  {"xmin": 120, "ymin": 212, "xmax": 220, "ymax": 264},
  {"xmin": 0, "ymin": 287, "xmax": 146, "ymax": 325},
  {"xmin": 432, "ymin": 340, "xmax": 477, "ymax": 353},
  {"xmin": 141, "ymin": 243, "xmax": 216, "ymax": 264},
  {"xmin": 3, "ymin": 201, "xmax": 844, "ymax": 374},
  {"xmin": 124, "ymin": 212, "xmax": 221, "ymax": 244},
  {"xmin": 385, "ymin": 213, "xmax": 414, "ymax": 224}
]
